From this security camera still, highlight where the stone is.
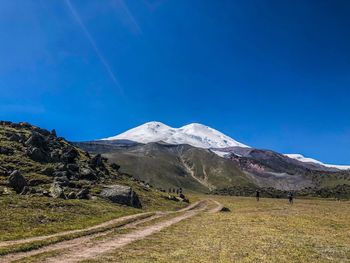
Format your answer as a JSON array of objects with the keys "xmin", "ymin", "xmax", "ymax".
[
  {"xmin": 8, "ymin": 133, "xmax": 21, "ymax": 142},
  {"xmin": 50, "ymin": 150, "xmax": 61, "ymax": 162},
  {"xmin": 32, "ymin": 127, "xmax": 51, "ymax": 136},
  {"xmin": 67, "ymin": 164, "xmax": 79, "ymax": 172},
  {"xmin": 50, "ymin": 182, "xmax": 66, "ymax": 198},
  {"xmin": 89, "ymin": 154, "xmax": 104, "ymax": 168},
  {"xmin": 61, "ymin": 147, "xmax": 78, "ymax": 163},
  {"xmin": 26, "ymin": 147, "xmax": 48, "ymax": 162},
  {"xmin": 67, "ymin": 192, "xmax": 77, "ymax": 199},
  {"xmin": 54, "ymin": 175, "xmax": 70, "ymax": 185},
  {"xmin": 41, "ymin": 167, "xmax": 55, "ymax": 176},
  {"xmin": 0, "ymin": 147, "xmax": 14, "ymax": 155},
  {"xmin": 220, "ymin": 207, "xmax": 231, "ymax": 212},
  {"xmin": 100, "ymin": 185, "xmax": 142, "ymax": 208},
  {"xmin": 28, "ymin": 178, "xmax": 48, "ymax": 186},
  {"xmin": 110, "ymin": 163, "xmax": 120, "ymax": 171},
  {"xmin": 80, "ymin": 167, "xmax": 97, "ymax": 180},
  {"xmin": 77, "ymin": 188, "xmax": 90, "ymax": 199},
  {"xmin": 8, "ymin": 170, "xmax": 27, "ymax": 193},
  {"xmin": 25, "ymin": 132, "xmax": 46, "ymax": 148},
  {"xmin": 51, "ymin": 129, "xmax": 57, "ymax": 137}
]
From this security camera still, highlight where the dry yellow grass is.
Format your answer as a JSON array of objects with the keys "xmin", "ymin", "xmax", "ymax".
[{"xmin": 89, "ymin": 196, "xmax": 350, "ymax": 263}]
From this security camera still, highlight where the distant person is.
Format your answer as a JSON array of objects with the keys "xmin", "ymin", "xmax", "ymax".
[
  {"xmin": 256, "ymin": 190, "xmax": 260, "ymax": 202},
  {"xmin": 288, "ymin": 192, "xmax": 294, "ymax": 204}
]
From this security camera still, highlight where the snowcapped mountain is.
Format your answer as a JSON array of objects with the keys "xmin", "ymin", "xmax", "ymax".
[
  {"xmin": 101, "ymin": 121, "xmax": 249, "ymax": 149},
  {"xmin": 285, "ymin": 154, "xmax": 350, "ymax": 171}
]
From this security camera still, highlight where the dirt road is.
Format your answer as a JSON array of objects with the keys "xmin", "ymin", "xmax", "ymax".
[{"xmin": 1, "ymin": 199, "xmax": 220, "ymax": 263}]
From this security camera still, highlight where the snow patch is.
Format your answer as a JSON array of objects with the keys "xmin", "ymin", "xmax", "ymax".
[
  {"xmin": 285, "ymin": 154, "xmax": 350, "ymax": 171},
  {"xmin": 102, "ymin": 121, "xmax": 249, "ymax": 149}
]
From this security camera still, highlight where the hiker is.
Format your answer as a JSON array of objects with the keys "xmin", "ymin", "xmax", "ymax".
[
  {"xmin": 288, "ymin": 192, "xmax": 294, "ymax": 204},
  {"xmin": 256, "ymin": 190, "xmax": 260, "ymax": 202}
]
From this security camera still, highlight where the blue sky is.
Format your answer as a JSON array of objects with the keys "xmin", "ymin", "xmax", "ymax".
[{"xmin": 0, "ymin": 0, "xmax": 349, "ymax": 164}]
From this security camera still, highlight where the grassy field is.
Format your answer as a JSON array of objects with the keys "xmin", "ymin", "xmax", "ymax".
[
  {"xmin": 90, "ymin": 196, "xmax": 350, "ymax": 263},
  {"xmin": 0, "ymin": 191, "xmax": 186, "ymax": 242}
]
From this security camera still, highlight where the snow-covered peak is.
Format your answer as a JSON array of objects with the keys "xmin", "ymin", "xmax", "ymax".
[
  {"xmin": 101, "ymin": 121, "xmax": 249, "ymax": 149},
  {"xmin": 285, "ymin": 154, "xmax": 350, "ymax": 171}
]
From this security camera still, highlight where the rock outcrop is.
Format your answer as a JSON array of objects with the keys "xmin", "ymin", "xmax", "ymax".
[{"xmin": 100, "ymin": 185, "xmax": 142, "ymax": 208}]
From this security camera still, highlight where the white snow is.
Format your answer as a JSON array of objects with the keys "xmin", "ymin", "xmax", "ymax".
[
  {"xmin": 285, "ymin": 154, "xmax": 350, "ymax": 171},
  {"xmin": 210, "ymin": 150, "xmax": 230, "ymax": 157},
  {"xmin": 101, "ymin": 121, "xmax": 250, "ymax": 149}
]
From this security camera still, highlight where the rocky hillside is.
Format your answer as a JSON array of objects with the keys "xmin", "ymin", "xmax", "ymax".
[{"xmin": 0, "ymin": 121, "xmax": 187, "ymax": 208}]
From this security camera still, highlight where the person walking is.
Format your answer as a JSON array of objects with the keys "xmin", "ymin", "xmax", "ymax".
[
  {"xmin": 256, "ymin": 190, "xmax": 260, "ymax": 202},
  {"xmin": 287, "ymin": 191, "xmax": 294, "ymax": 205}
]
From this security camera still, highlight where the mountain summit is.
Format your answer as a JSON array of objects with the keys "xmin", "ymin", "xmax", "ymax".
[{"xmin": 101, "ymin": 121, "xmax": 249, "ymax": 149}]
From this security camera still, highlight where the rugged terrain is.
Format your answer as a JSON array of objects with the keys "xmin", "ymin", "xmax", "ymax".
[{"xmin": 77, "ymin": 139, "xmax": 350, "ymax": 198}]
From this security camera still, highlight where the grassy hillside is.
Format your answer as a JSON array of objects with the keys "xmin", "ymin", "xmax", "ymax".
[{"xmin": 77, "ymin": 141, "xmax": 254, "ymax": 193}]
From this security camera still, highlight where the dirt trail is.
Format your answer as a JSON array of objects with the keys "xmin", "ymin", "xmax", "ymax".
[
  {"xmin": 0, "ymin": 212, "xmax": 154, "ymax": 248},
  {"xmin": 44, "ymin": 203, "xmax": 209, "ymax": 263},
  {"xmin": 208, "ymin": 199, "xmax": 224, "ymax": 213},
  {"xmin": 0, "ymin": 200, "xmax": 222, "ymax": 263},
  {"xmin": 0, "ymin": 201, "xmax": 206, "ymax": 263},
  {"xmin": 0, "ymin": 200, "xmax": 203, "ymax": 249}
]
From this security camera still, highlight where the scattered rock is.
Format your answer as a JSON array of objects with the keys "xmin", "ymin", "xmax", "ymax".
[
  {"xmin": 51, "ymin": 129, "xmax": 57, "ymax": 137},
  {"xmin": 28, "ymin": 178, "xmax": 49, "ymax": 186},
  {"xmin": 0, "ymin": 147, "xmax": 14, "ymax": 155},
  {"xmin": 26, "ymin": 146, "xmax": 48, "ymax": 162},
  {"xmin": 50, "ymin": 150, "xmax": 61, "ymax": 162},
  {"xmin": 61, "ymin": 147, "xmax": 78, "ymax": 163},
  {"xmin": 53, "ymin": 171, "xmax": 69, "ymax": 178},
  {"xmin": 89, "ymin": 154, "xmax": 104, "ymax": 168},
  {"xmin": 77, "ymin": 188, "xmax": 90, "ymax": 199},
  {"xmin": 41, "ymin": 167, "xmax": 55, "ymax": 176},
  {"xmin": 25, "ymin": 132, "xmax": 46, "ymax": 149},
  {"xmin": 54, "ymin": 175, "xmax": 70, "ymax": 186},
  {"xmin": 0, "ymin": 167, "xmax": 8, "ymax": 176},
  {"xmin": 20, "ymin": 186, "xmax": 37, "ymax": 195},
  {"xmin": 8, "ymin": 133, "xmax": 21, "ymax": 142},
  {"xmin": 80, "ymin": 167, "xmax": 97, "ymax": 180},
  {"xmin": 110, "ymin": 163, "xmax": 120, "ymax": 171},
  {"xmin": 50, "ymin": 182, "xmax": 66, "ymax": 198},
  {"xmin": 220, "ymin": 207, "xmax": 231, "ymax": 212},
  {"xmin": 100, "ymin": 185, "xmax": 142, "ymax": 208},
  {"xmin": 67, "ymin": 164, "xmax": 79, "ymax": 172},
  {"xmin": 8, "ymin": 170, "xmax": 27, "ymax": 193},
  {"xmin": 67, "ymin": 192, "xmax": 77, "ymax": 199}
]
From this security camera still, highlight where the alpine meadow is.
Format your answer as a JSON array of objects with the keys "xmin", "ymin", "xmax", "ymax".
[{"xmin": 1, "ymin": 1, "xmax": 350, "ymax": 262}]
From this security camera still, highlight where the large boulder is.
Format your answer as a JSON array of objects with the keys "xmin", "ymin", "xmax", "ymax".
[
  {"xmin": 80, "ymin": 167, "xmax": 98, "ymax": 180},
  {"xmin": 77, "ymin": 188, "xmax": 90, "ymax": 199},
  {"xmin": 50, "ymin": 182, "xmax": 66, "ymax": 198},
  {"xmin": 89, "ymin": 154, "xmax": 104, "ymax": 169},
  {"xmin": 25, "ymin": 132, "xmax": 46, "ymax": 149},
  {"xmin": 100, "ymin": 185, "xmax": 142, "ymax": 208},
  {"xmin": 7, "ymin": 133, "xmax": 22, "ymax": 142},
  {"xmin": 61, "ymin": 147, "xmax": 79, "ymax": 163},
  {"xmin": 8, "ymin": 170, "xmax": 27, "ymax": 193},
  {"xmin": 26, "ymin": 146, "xmax": 48, "ymax": 162}
]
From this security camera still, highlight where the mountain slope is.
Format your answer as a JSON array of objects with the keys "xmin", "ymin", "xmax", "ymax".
[
  {"xmin": 76, "ymin": 140, "xmax": 254, "ymax": 193},
  {"xmin": 102, "ymin": 121, "xmax": 249, "ymax": 149},
  {"xmin": 285, "ymin": 154, "xmax": 350, "ymax": 171}
]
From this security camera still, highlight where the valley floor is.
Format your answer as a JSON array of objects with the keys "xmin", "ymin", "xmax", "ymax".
[
  {"xmin": 89, "ymin": 196, "xmax": 350, "ymax": 263},
  {"xmin": 1, "ymin": 196, "xmax": 349, "ymax": 262}
]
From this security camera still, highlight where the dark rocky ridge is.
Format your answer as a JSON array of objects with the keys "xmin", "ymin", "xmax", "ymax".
[{"xmin": 0, "ymin": 121, "xmax": 146, "ymax": 207}]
